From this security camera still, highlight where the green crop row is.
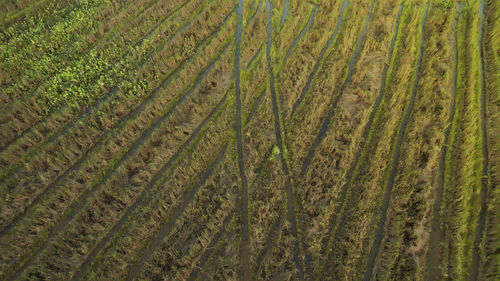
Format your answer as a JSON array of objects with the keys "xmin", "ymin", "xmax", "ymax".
[
  {"xmin": 0, "ymin": 0, "xmax": 205, "ymax": 177},
  {"xmin": 0, "ymin": 6, "xmax": 235, "ymax": 279},
  {"xmin": 19, "ymin": 43, "xmax": 236, "ymax": 280},
  {"xmin": 1, "ymin": 0, "xmax": 117, "ymax": 90},
  {"xmin": 0, "ymin": 0, "xmax": 159, "ymax": 150},
  {"xmin": 0, "ymin": 0, "xmax": 62, "ymax": 28},
  {"xmin": 46, "ymin": 13, "xmax": 274, "ymax": 274},
  {"xmin": 313, "ymin": 1, "xmax": 424, "ymax": 280},
  {"xmin": 0, "ymin": 0, "xmax": 75, "ymax": 44},
  {"xmin": 441, "ymin": 1, "xmax": 485, "ymax": 280}
]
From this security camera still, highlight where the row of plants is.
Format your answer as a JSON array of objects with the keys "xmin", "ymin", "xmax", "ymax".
[
  {"xmin": 16, "ymin": 42, "xmax": 236, "ymax": 280},
  {"xmin": 156, "ymin": 8, "xmax": 311, "ymax": 273},
  {"xmin": 276, "ymin": 0, "xmax": 367, "ymax": 275},
  {"xmin": 0, "ymin": 4, "xmax": 236, "ymax": 279},
  {"xmin": 0, "ymin": 0, "xmax": 205, "ymax": 181},
  {"xmin": 0, "ymin": 0, "xmax": 132, "ymax": 105},
  {"xmin": 0, "ymin": 0, "xmax": 215, "ymax": 209},
  {"xmin": 309, "ymin": 1, "xmax": 425, "ymax": 280},
  {"xmin": 0, "ymin": 0, "xmax": 274, "ymax": 276},
  {"xmin": 0, "ymin": 0, "xmax": 184, "ymax": 148},
  {"xmin": 0, "ymin": 0, "xmax": 75, "ymax": 31},
  {"xmin": 439, "ymin": 0, "xmax": 496, "ymax": 280},
  {"xmin": 228, "ymin": 0, "xmax": 368, "ymax": 278},
  {"xmin": 0, "ymin": 0, "xmax": 75, "ymax": 44},
  {"xmin": 240, "ymin": 0, "xmax": 317, "ymax": 278},
  {"xmin": 369, "ymin": 3, "xmax": 453, "ymax": 280},
  {"xmin": 359, "ymin": 1, "xmax": 429, "ymax": 280},
  {"xmin": 116, "ymin": 2, "xmax": 318, "ymax": 279},
  {"xmin": 43, "ymin": 12, "xmax": 272, "ymax": 277},
  {"xmin": 284, "ymin": 0, "xmax": 405, "ymax": 277}
]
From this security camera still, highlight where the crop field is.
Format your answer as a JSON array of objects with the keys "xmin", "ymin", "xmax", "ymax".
[{"xmin": 0, "ymin": 0, "xmax": 498, "ymax": 280}]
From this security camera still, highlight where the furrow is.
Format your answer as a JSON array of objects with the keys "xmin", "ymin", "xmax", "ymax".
[
  {"xmin": 71, "ymin": 89, "xmax": 231, "ymax": 281},
  {"xmin": 289, "ymin": 0, "xmax": 348, "ymax": 118},
  {"xmin": 247, "ymin": 0, "xmax": 262, "ymax": 27},
  {"xmin": 426, "ymin": 5, "xmax": 459, "ymax": 280},
  {"xmin": 186, "ymin": 211, "xmax": 235, "ymax": 281},
  {"xmin": 3, "ymin": 42, "xmax": 231, "ymax": 281},
  {"xmin": 265, "ymin": 0, "xmax": 303, "ymax": 278},
  {"xmin": 246, "ymin": 44, "xmax": 262, "ymax": 69},
  {"xmin": 281, "ymin": 0, "xmax": 289, "ymax": 25},
  {"xmin": 362, "ymin": 3, "xmax": 429, "ymax": 280},
  {"xmin": 0, "ymin": 0, "xmax": 227, "ymax": 238},
  {"xmin": 0, "ymin": 0, "xmax": 50, "ymax": 27},
  {"xmin": 124, "ymin": 144, "xmax": 229, "ymax": 281},
  {"xmin": 0, "ymin": 0, "xmax": 191, "ymax": 155},
  {"xmin": 299, "ymin": 0, "xmax": 375, "ymax": 177},
  {"xmin": 317, "ymin": 0, "xmax": 405, "ymax": 275},
  {"xmin": 471, "ymin": 0, "xmax": 489, "ymax": 279},
  {"xmin": 0, "ymin": 0, "xmax": 139, "ymax": 111},
  {"xmin": 235, "ymin": 0, "xmax": 251, "ymax": 279},
  {"xmin": 283, "ymin": 6, "xmax": 316, "ymax": 66}
]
